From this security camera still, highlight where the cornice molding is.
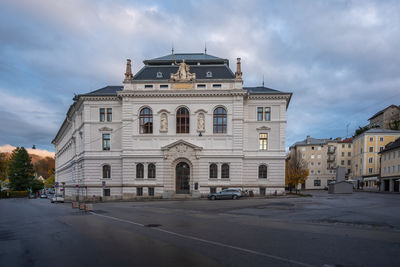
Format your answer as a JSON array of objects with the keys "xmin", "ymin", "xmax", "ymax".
[{"xmin": 118, "ymin": 89, "xmax": 247, "ymax": 98}]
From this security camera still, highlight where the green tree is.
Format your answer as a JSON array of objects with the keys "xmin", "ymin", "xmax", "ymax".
[
  {"xmin": 44, "ymin": 171, "xmax": 55, "ymax": 188},
  {"xmin": 31, "ymin": 179, "xmax": 44, "ymax": 193},
  {"xmin": 353, "ymin": 125, "xmax": 369, "ymax": 137},
  {"xmin": 8, "ymin": 147, "xmax": 35, "ymax": 191}
]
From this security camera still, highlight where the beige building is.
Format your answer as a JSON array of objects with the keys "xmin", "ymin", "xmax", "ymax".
[
  {"xmin": 289, "ymin": 136, "xmax": 337, "ymax": 189},
  {"xmin": 336, "ymin": 138, "xmax": 353, "ymax": 177},
  {"xmin": 351, "ymin": 128, "xmax": 400, "ymax": 190},
  {"xmin": 369, "ymin": 105, "xmax": 400, "ymax": 130},
  {"xmin": 379, "ymin": 137, "xmax": 400, "ymax": 192}
]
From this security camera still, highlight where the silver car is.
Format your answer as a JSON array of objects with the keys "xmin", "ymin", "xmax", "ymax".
[
  {"xmin": 208, "ymin": 189, "xmax": 242, "ymax": 200},
  {"xmin": 51, "ymin": 194, "xmax": 64, "ymax": 203}
]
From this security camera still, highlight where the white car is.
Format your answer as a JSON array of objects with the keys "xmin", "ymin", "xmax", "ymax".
[{"xmin": 51, "ymin": 194, "xmax": 64, "ymax": 203}]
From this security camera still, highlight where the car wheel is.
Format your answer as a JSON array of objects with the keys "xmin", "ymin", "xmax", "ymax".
[
  {"xmin": 211, "ymin": 196, "xmax": 216, "ymax": 200},
  {"xmin": 232, "ymin": 195, "xmax": 238, "ymax": 200}
]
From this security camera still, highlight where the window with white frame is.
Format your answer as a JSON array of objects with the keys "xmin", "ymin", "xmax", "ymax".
[
  {"xmin": 369, "ymin": 137, "xmax": 373, "ymax": 142},
  {"xmin": 369, "ymin": 147, "xmax": 373, "ymax": 152},
  {"xmin": 368, "ymin": 157, "xmax": 373, "ymax": 163},
  {"xmin": 368, "ymin": 168, "xmax": 373, "ymax": 174},
  {"xmin": 102, "ymin": 165, "xmax": 111, "ymax": 178}
]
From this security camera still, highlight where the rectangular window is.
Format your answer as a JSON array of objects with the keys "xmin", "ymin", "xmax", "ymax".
[
  {"xmin": 148, "ymin": 187, "xmax": 154, "ymax": 196},
  {"xmin": 369, "ymin": 147, "xmax": 373, "ymax": 152},
  {"xmin": 341, "ymin": 152, "xmax": 345, "ymax": 156},
  {"xmin": 384, "ymin": 154, "xmax": 386, "ymax": 160},
  {"xmin": 388, "ymin": 167, "xmax": 391, "ymax": 174},
  {"xmin": 393, "ymin": 166, "xmax": 395, "ymax": 173},
  {"xmin": 107, "ymin": 108, "xmax": 112, "ymax": 122},
  {"xmin": 314, "ymin": 180, "xmax": 321, "ymax": 186},
  {"xmin": 318, "ymin": 162, "xmax": 321, "ymax": 166},
  {"xmin": 197, "ymin": 84, "xmax": 206, "ymax": 88},
  {"xmin": 317, "ymin": 155, "xmax": 321, "ymax": 159},
  {"xmin": 342, "ymin": 144, "xmax": 345, "ymax": 148},
  {"xmin": 380, "ymin": 137, "xmax": 384, "ymax": 142},
  {"xmin": 389, "ymin": 153, "xmax": 391, "ymax": 160},
  {"xmin": 311, "ymin": 162, "xmax": 314, "ymax": 166},
  {"xmin": 341, "ymin": 160, "xmax": 345, "ymax": 165},
  {"xmin": 368, "ymin": 157, "xmax": 373, "ymax": 163},
  {"xmin": 348, "ymin": 152, "xmax": 351, "ymax": 156},
  {"xmin": 257, "ymin": 107, "xmax": 263, "ymax": 121},
  {"xmin": 347, "ymin": 169, "xmax": 351, "ymax": 174},
  {"xmin": 317, "ymin": 170, "xmax": 321, "ymax": 174},
  {"xmin": 103, "ymin": 188, "xmax": 110, "ymax": 197},
  {"xmin": 348, "ymin": 160, "xmax": 351, "ymax": 165},
  {"xmin": 160, "ymin": 84, "xmax": 169, "ymax": 88},
  {"xmin": 210, "ymin": 187, "xmax": 216, "ymax": 194},
  {"xmin": 259, "ymin": 133, "xmax": 268, "ymax": 150},
  {"xmin": 137, "ymin": 187, "xmax": 143, "ymax": 196},
  {"xmin": 393, "ymin": 152, "xmax": 396, "ymax": 159},
  {"xmin": 212, "ymin": 84, "xmax": 221, "ymax": 88},
  {"xmin": 310, "ymin": 170, "xmax": 314, "ymax": 174},
  {"xmin": 398, "ymin": 151, "xmax": 400, "ymax": 158},
  {"xmin": 102, "ymin": 134, "xmax": 110, "ymax": 150},
  {"xmin": 260, "ymin": 187, "xmax": 266, "ymax": 196},
  {"xmin": 398, "ymin": 165, "xmax": 400, "ymax": 172},
  {"xmin": 383, "ymin": 167, "xmax": 386, "ymax": 174},
  {"xmin": 264, "ymin": 107, "xmax": 271, "ymax": 121},
  {"xmin": 100, "ymin": 108, "xmax": 105, "ymax": 122},
  {"xmin": 301, "ymin": 147, "xmax": 305, "ymax": 151},
  {"xmin": 144, "ymin": 85, "xmax": 153, "ymax": 88},
  {"xmin": 311, "ymin": 155, "xmax": 315, "ymax": 159},
  {"xmin": 348, "ymin": 144, "xmax": 351, "ymax": 148},
  {"xmin": 318, "ymin": 146, "xmax": 321, "ymax": 150},
  {"xmin": 369, "ymin": 137, "xmax": 373, "ymax": 142},
  {"xmin": 368, "ymin": 168, "xmax": 373, "ymax": 174},
  {"xmin": 312, "ymin": 146, "xmax": 315, "ymax": 150}
]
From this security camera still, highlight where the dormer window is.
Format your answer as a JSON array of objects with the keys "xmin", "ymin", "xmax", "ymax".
[
  {"xmin": 206, "ymin": 71, "xmax": 213, "ymax": 78},
  {"xmin": 156, "ymin": 72, "xmax": 163, "ymax": 78}
]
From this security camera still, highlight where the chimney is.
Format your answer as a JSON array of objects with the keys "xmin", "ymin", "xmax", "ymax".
[
  {"xmin": 123, "ymin": 59, "xmax": 133, "ymax": 83},
  {"xmin": 235, "ymin": 58, "xmax": 242, "ymax": 79},
  {"xmin": 306, "ymin": 136, "xmax": 311, "ymax": 144}
]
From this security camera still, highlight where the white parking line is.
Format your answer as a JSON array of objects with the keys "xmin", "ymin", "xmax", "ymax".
[{"xmin": 90, "ymin": 211, "xmax": 315, "ymax": 267}]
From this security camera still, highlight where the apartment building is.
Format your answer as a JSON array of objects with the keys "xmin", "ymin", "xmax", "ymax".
[
  {"xmin": 336, "ymin": 138, "xmax": 353, "ymax": 177},
  {"xmin": 351, "ymin": 128, "xmax": 400, "ymax": 190},
  {"xmin": 379, "ymin": 137, "xmax": 400, "ymax": 192}
]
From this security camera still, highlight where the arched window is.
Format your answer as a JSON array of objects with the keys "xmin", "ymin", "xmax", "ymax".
[
  {"xmin": 221, "ymin": 163, "xmax": 230, "ymax": 178},
  {"xmin": 176, "ymin": 107, "xmax": 189, "ymax": 133},
  {"xmin": 103, "ymin": 165, "xmax": 111, "ymax": 178},
  {"xmin": 209, "ymin": 163, "xmax": 218, "ymax": 179},
  {"xmin": 148, "ymin": 163, "xmax": 156, "ymax": 179},
  {"xmin": 136, "ymin": 163, "xmax": 144, "ymax": 178},
  {"xmin": 259, "ymin": 165, "xmax": 268, "ymax": 179},
  {"xmin": 140, "ymin": 108, "xmax": 153, "ymax": 134},
  {"xmin": 213, "ymin": 107, "xmax": 227, "ymax": 133}
]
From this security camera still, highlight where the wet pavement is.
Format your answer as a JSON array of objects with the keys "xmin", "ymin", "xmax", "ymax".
[{"xmin": 1, "ymin": 191, "xmax": 400, "ymax": 267}]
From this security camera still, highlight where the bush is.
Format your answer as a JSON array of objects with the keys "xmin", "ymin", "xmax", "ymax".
[{"xmin": 0, "ymin": 190, "xmax": 29, "ymax": 198}]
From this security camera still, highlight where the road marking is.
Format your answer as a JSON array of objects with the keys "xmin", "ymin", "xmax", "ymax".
[{"xmin": 90, "ymin": 211, "xmax": 315, "ymax": 267}]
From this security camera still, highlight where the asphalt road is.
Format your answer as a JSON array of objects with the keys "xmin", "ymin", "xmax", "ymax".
[{"xmin": 1, "ymin": 191, "xmax": 400, "ymax": 267}]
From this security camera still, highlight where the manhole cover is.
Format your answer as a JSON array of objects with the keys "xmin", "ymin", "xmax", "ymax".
[{"xmin": 145, "ymin": 224, "xmax": 162, "ymax": 228}]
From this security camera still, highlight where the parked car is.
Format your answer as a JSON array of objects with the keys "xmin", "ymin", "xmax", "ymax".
[
  {"xmin": 208, "ymin": 188, "xmax": 242, "ymax": 200},
  {"xmin": 50, "ymin": 194, "xmax": 64, "ymax": 203},
  {"xmin": 40, "ymin": 194, "xmax": 47, "ymax": 199}
]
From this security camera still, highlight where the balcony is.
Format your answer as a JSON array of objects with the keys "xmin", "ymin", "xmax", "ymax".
[
  {"xmin": 327, "ymin": 147, "xmax": 336, "ymax": 154},
  {"xmin": 327, "ymin": 155, "xmax": 336, "ymax": 162}
]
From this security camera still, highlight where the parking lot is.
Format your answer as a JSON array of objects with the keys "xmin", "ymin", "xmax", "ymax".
[{"xmin": 1, "ymin": 191, "xmax": 400, "ymax": 266}]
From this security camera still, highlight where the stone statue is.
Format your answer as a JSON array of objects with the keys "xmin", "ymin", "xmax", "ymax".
[
  {"xmin": 160, "ymin": 113, "xmax": 168, "ymax": 132},
  {"xmin": 197, "ymin": 113, "xmax": 205, "ymax": 132},
  {"xmin": 170, "ymin": 59, "xmax": 196, "ymax": 81}
]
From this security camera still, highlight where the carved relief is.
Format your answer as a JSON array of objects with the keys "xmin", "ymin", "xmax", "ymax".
[
  {"xmin": 170, "ymin": 60, "xmax": 196, "ymax": 82},
  {"xmin": 160, "ymin": 113, "xmax": 168, "ymax": 132},
  {"xmin": 197, "ymin": 113, "xmax": 205, "ymax": 132},
  {"xmin": 162, "ymin": 140, "xmax": 203, "ymax": 160}
]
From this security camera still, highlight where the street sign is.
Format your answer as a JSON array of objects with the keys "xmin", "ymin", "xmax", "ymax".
[
  {"xmin": 76, "ymin": 184, "xmax": 79, "ymax": 188},
  {"xmin": 55, "ymin": 182, "xmax": 59, "ymax": 187}
]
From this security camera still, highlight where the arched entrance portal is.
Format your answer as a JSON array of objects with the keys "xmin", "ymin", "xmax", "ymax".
[{"xmin": 176, "ymin": 162, "xmax": 190, "ymax": 194}]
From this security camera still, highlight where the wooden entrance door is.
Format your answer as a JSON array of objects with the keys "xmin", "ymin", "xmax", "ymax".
[{"xmin": 176, "ymin": 162, "xmax": 190, "ymax": 194}]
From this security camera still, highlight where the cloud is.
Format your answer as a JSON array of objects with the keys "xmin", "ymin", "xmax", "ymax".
[{"xmin": 0, "ymin": 0, "xmax": 399, "ymax": 151}]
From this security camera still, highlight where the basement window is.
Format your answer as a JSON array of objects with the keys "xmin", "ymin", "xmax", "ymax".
[
  {"xmin": 160, "ymin": 84, "xmax": 168, "ymax": 88},
  {"xmin": 145, "ymin": 85, "xmax": 153, "ymax": 89},
  {"xmin": 212, "ymin": 84, "xmax": 221, "ymax": 88},
  {"xmin": 197, "ymin": 84, "xmax": 206, "ymax": 88}
]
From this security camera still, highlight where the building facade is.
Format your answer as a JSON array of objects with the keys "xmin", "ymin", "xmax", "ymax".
[
  {"xmin": 289, "ymin": 136, "xmax": 338, "ymax": 189},
  {"xmin": 52, "ymin": 53, "xmax": 292, "ymax": 200},
  {"xmin": 351, "ymin": 128, "xmax": 400, "ymax": 190},
  {"xmin": 379, "ymin": 137, "xmax": 400, "ymax": 192},
  {"xmin": 336, "ymin": 138, "xmax": 353, "ymax": 178},
  {"xmin": 368, "ymin": 105, "xmax": 400, "ymax": 130}
]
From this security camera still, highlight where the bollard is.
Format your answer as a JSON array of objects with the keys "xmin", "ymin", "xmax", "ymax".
[
  {"xmin": 72, "ymin": 202, "xmax": 78, "ymax": 208},
  {"xmin": 85, "ymin": 204, "xmax": 93, "ymax": 211},
  {"xmin": 79, "ymin": 203, "xmax": 85, "ymax": 210}
]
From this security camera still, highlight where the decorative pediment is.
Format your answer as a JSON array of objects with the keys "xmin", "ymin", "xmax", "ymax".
[
  {"xmin": 256, "ymin": 126, "xmax": 271, "ymax": 131},
  {"xmin": 157, "ymin": 109, "xmax": 171, "ymax": 114},
  {"xmin": 161, "ymin": 140, "xmax": 203, "ymax": 160},
  {"xmin": 98, "ymin": 127, "xmax": 113, "ymax": 132},
  {"xmin": 194, "ymin": 109, "xmax": 208, "ymax": 114}
]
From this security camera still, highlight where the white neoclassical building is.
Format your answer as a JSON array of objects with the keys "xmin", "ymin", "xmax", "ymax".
[{"xmin": 52, "ymin": 52, "xmax": 292, "ymax": 200}]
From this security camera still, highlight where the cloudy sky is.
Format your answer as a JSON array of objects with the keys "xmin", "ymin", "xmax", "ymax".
[{"xmin": 0, "ymin": 0, "xmax": 399, "ymax": 152}]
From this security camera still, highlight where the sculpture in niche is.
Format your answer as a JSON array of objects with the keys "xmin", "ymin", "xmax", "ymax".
[
  {"xmin": 170, "ymin": 59, "xmax": 196, "ymax": 81},
  {"xmin": 160, "ymin": 113, "xmax": 168, "ymax": 132},
  {"xmin": 197, "ymin": 113, "xmax": 205, "ymax": 132}
]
